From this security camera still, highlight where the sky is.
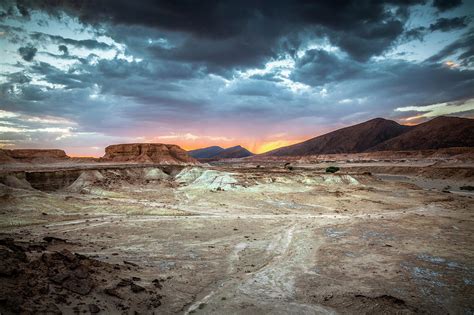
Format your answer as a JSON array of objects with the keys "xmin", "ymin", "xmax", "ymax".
[{"xmin": 0, "ymin": 0, "xmax": 473, "ymax": 156}]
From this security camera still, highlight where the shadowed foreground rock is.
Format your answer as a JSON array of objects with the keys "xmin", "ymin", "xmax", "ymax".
[
  {"xmin": 102, "ymin": 143, "xmax": 198, "ymax": 164},
  {"xmin": 0, "ymin": 237, "xmax": 163, "ymax": 314}
]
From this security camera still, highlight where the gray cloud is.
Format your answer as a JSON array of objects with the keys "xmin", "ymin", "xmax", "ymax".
[
  {"xmin": 429, "ymin": 17, "xmax": 469, "ymax": 32},
  {"xmin": 426, "ymin": 30, "xmax": 474, "ymax": 66},
  {"xmin": 30, "ymin": 32, "xmax": 112, "ymax": 50},
  {"xmin": 291, "ymin": 50, "xmax": 363, "ymax": 86},
  {"xmin": 432, "ymin": 0, "xmax": 463, "ymax": 11},
  {"xmin": 6, "ymin": 0, "xmax": 428, "ymax": 64},
  {"xmin": 403, "ymin": 16, "xmax": 469, "ymax": 42},
  {"xmin": 58, "ymin": 44, "xmax": 68, "ymax": 55},
  {"xmin": 18, "ymin": 45, "xmax": 37, "ymax": 61}
]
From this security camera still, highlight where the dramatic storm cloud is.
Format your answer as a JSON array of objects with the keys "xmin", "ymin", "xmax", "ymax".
[{"xmin": 0, "ymin": 0, "xmax": 473, "ymax": 155}]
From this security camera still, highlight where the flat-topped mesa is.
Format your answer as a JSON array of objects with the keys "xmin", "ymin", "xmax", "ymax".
[
  {"xmin": 1, "ymin": 149, "xmax": 68, "ymax": 162},
  {"xmin": 102, "ymin": 143, "xmax": 198, "ymax": 165}
]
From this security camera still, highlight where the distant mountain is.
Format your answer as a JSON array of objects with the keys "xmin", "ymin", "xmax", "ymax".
[
  {"xmin": 264, "ymin": 118, "xmax": 411, "ymax": 156},
  {"xmin": 212, "ymin": 145, "xmax": 254, "ymax": 159},
  {"xmin": 188, "ymin": 146, "xmax": 224, "ymax": 158},
  {"xmin": 368, "ymin": 116, "xmax": 474, "ymax": 151},
  {"xmin": 189, "ymin": 145, "xmax": 254, "ymax": 159}
]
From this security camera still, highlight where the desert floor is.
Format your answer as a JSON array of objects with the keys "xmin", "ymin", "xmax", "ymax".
[{"xmin": 0, "ymin": 161, "xmax": 473, "ymax": 314}]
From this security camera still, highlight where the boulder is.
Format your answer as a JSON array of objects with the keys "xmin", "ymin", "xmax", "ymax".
[{"xmin": 102, "ymin": 143, "xmax": 198, "ymax": 165}]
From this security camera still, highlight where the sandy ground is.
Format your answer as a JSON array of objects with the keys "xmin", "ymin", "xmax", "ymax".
[{"xmin": 0, "ymin": 162, "xmax": 473, "ymax": 314}]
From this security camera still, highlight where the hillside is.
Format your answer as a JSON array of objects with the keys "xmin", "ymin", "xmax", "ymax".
[
  {"xmin": 368, "ymin": 116, "xmax": 474, "ymax": 151},
  {"xmin": 265, "ymin": 118, "xmax": 411, "ymax": 156},
  {"xmin": 188, "ymin": 146, "xmax": 224, "ymax": 159},
  {"xmin": 212, "ymin": 145, "xmax": 254, "ymax": 159}
]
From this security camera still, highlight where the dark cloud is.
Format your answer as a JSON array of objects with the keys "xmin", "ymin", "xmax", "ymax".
[
  {"xmin": 291, "ymin": 50, "xmax": 363, "ymax": 86},
  {"xmin": 403, "ymin": 27, "xmax": 427, "ymax": 41},
  {"xmin": 432, "ymin": 0, "xmax": 463, "ymax": 11},
  {"xmin": 426, "ymin": 31, "xmax": 474, "ymax": 66},
  {"xmin": 12, "ymin": 0, "xmax": 427, "ymax": 63},
  {"xmin": 227, "ymin": 79, "xmax": 286, "ymax": 97},
  {"xmin": 18, "ymin": 45, "xmax": 37, "ymax": 61},
  {"xmin": 403, "ymin": 16, "xmax": 469, "ymax": 42},
  {"xmin": 330, "ymin": 19, "xmax": 405, "ymax": 60},
  {"xmin": 26, "ymin": 62, "xmax": 89, "ymax": 90},
  {"xmin": 289, "ymin": 53, "xmax": 474, "ymax": 116},
  {"xmin": 30, "ymin": 32, "xmax": 112, "ymax": 50},
  {"xmin": 58, "ymin": 44, "xmax": 68, "ymax": 55},
  {"xmin": 367, "ymin": 61, "xmax": 474, "ymax": 105},
  {"xmin": 429, "ymin": 16, "xmax": 469, "ymax": 32},
  {"xmin": 0, "ymin": 2, "xmax": 29, "ymax": 19},
  {"xmin": 16, "ymin": 4, "xmax": 28, "ymax": 17}
]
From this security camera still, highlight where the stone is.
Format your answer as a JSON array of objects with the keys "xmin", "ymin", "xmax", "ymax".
[
  {"xmin": 130, "ymin": 282, "xmax": 145, "ymax": 293},
  {"xmin": 89, "ymin": 304, "xmax": 100, "ymax": 313}
]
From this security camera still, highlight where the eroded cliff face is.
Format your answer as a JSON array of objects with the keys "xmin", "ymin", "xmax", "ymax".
[
  {"xmin": 0, "ymin": 149, "xmax": 68, "ymax": 163},
  {"xmin": 102, "ymin": 143, "xmax": 198, "ymax": 165}
]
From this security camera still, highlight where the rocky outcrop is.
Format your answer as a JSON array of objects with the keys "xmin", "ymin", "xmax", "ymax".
[
  {"xmin": 0, "ymin": 149, "xmax": 68, "ymax": 163},
  {"xmin": 102, "ymin": 143, "xmax": 198, "ymax": 165}
]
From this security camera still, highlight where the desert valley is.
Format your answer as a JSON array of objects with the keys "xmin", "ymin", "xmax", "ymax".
[
  {"xmin": 1, "ymin": 1, "xmax": 474, "ymax": 314},
  {"xmin": 0, "ymin": 116, "xmax": 473, "ymax": 314}
]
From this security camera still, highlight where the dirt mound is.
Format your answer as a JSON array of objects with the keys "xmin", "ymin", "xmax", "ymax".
[
  {"xmin": 175, "ymin": 167, "xmax": 205, "ymax": 183},
  {"xmin": 322, "ymin": 174, "xmax": 360, "ymax": 185},
  {"xmin": 102, "ymin": 143, "xmax": 198, "ymax": 165},
  {"xmin": 143, "ymin": 167, "xmax": 169, "ymax": 180},
  {"xmin": 0, "ymin": 175, "xmax": 33, "ymax": 190},
  {"xmin": 66, "ymin": 170, "xmax": 105, "ymax": 193},
  {"xmin": 0, "ymin": 237, "xmax": 163, "ymax": 314},
  {"xmin": 66, "ymin": 168, "xmax": 170, "ymax": 193},
  {"xmin": 176, "ymin": 167, "xmax": 238, "ymax": 190}
]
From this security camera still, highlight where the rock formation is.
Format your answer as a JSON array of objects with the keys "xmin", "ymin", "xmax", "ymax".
[
  {"xmin": 102, "ymin": 143, "xmax": 198, "ymax": 165},
  {"xmin": 0, "ymin": 149, "xmax": 68, "ymax": 163}
]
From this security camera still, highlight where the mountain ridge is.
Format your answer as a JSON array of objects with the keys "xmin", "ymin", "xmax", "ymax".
[
  {"xmin": 188, "ymin": 146, "xmax": 225, "ymax": 159},
  {"xmin": 263, "ymin": 117, "xmax": 411, "ymax": 156},
  {"xmin": 263, "ymin": 116, "xmax": 474, "ymax": 156}
]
